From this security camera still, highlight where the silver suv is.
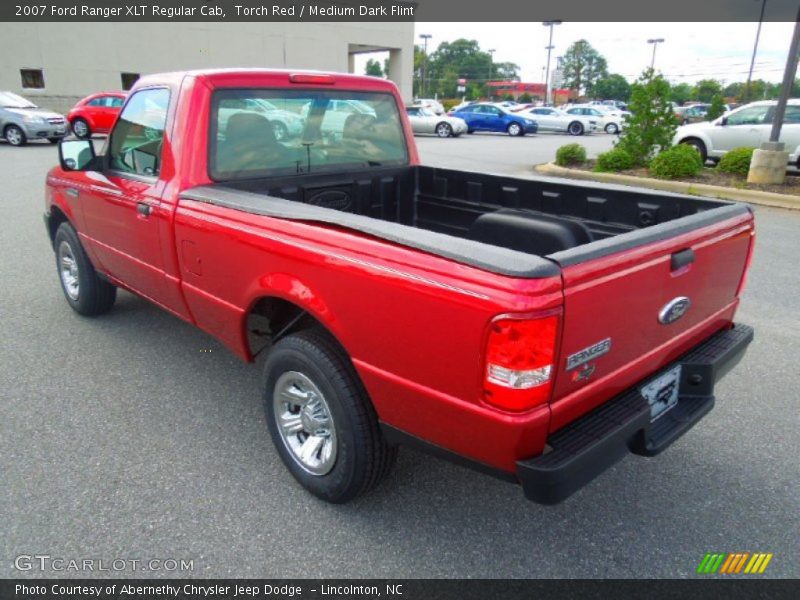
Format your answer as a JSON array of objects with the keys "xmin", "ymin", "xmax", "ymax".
[{"xmin": 0, "ymin": 91, "xmax": 67, "ymax": 146}]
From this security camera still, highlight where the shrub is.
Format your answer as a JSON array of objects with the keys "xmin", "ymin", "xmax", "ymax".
[
  {"xmin": 717, "ymin": 147, "xmax": 755, "ymax": 177},
  {"xmin": 649, "ymin": 144, "xmax": 704, "ymax": 179},
  {"xmin": 555, "ymin": 143, "xmax": 588, "ymax": 167},
  {"xmin": 706, "ymin": 94, "xmax": 726, "ymax": 121},
  {"xmin": 594, "ymin": 148, "xmax": 635, "ymax": 172}
]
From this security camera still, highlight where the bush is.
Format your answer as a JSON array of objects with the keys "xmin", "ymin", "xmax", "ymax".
[
  {"xmin": 649, "ymin": 144, "xmax": 704, "ymax": 179},
  {"xmin": 594, "ymin": 148, "xmax": 635, "ymax": 172},
  {"xmin": 555, "ymin": 143, "xmax": 587, "ymax": 167},
  {"xmin": 706, "ymin": 94, "xmax": 726, "ymax": 121},
  {"xmin": 441, "ymin": 98, "xmax": 462, "ymax": 112},
  {"xmin": 717, "ymin": 147, "xmax": 755, "ymax": 177}
]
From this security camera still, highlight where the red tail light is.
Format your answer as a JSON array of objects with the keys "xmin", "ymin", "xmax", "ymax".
[
  {"xmin": 483, "ymin": 314, "xmax": 560, "ymax": 412},
  {"xmin": 289, "ymin": 73, "xmax": 335, "ymax": 85},
  {"xmin": 736, "ymin": 228, "xmax": 756, "ymax": 297}
]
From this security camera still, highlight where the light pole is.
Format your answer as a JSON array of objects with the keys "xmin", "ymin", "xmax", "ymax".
[
  {"xmin": 542, "ymin": 20, "xmax": 562, "ymax": 106},
  {"xmin": 419, "ymin": 33, "xmax": 432, "ymax": 98},
  {"xmin": 647, "ymin": 38, "xmax": 665, "ymax": 70},
  {"xmin": 745, "ymin": 0, "xmax": 768, "ymax": 103},
  {"xmin": 487, "ymin": 48, "xmax": 495, "ymax": 99}
]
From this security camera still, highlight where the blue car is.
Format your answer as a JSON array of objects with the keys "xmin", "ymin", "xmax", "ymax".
[{"xmin": 450, "ymin": 103, "xmax": 538, "ymax": 136}]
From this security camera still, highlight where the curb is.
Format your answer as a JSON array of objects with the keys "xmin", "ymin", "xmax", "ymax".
[{"xmin": 534, "ymin": 162, "xmax": 800, "ymax": 211}]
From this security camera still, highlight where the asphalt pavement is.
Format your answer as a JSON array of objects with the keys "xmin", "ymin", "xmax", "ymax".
[{"xmin": 1, "ymin": 138, "xmax": 798, "ymax": 578}]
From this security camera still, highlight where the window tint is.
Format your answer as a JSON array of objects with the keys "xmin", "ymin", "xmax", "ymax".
[
  {"xmin": 108, "ymin": 88, "xmax": 170, "ymax": 177},
  {"xmin": 20, "ymin": 68, "xmax": 44, "ymax": 89},
  {"xmin": 783, "ymin": 106, "xmax": 800, "ymax": 124},
  {"xmin": 210, "ymin": 89, "xmax": 408, "ymax": 181},
  {"xmin": 87, "ymin": 97, "xmax": 106, "ymax": 107},
  {"xmin": 726, "ymin": 105, "xmax": 771, "ymax": 126}
]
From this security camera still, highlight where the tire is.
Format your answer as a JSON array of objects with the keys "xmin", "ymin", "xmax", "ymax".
[
  {"xmin": 568, "ymin": 121, "xmax": 585, "ymax": 136},
  {"xmin": 4, "ymin": 124, "xmax": 26, "ymax": 146},
  {"xmin": 435, "ymin": 122, "xmax": 453, "ymax": 138},
  {"xmin": 53, "ymin": 223, "xmax": 116, "ymax": 316},
  {"xmin": 271, "ymin": 121, "xmax": 289, "ymax": 141},
  {"xmin": 466, "ymin": 129, "xmax": 474, "ymax": 134},
  {"xmin": 48, "ymin": 138, "xmax": 61, "ymax": 144},
  {"xmin": 507, "ymin": 122, "xmax": 523, "ymax": 137},
  {"xmin": 263, "ymin": 329, "xmax": 397, "ymax": 503},
  {"xmin": 71, "ymin": 118, "xmax": 91, "ymax": 139},
  {"xmin": 604, "ymin": 123, "xmax": 619, "ymax": 134},
  {"xmin": 681, "ymin": 138, "xmax": 708, "ymax": 163}
]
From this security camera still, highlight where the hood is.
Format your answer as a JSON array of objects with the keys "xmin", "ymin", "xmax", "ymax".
[{"xmin": 5, "ymin": 107, "xmax": 64, "ymax": 120}]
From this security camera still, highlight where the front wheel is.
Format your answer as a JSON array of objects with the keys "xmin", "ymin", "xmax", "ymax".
[
  {"xmin": 507, "ymin": 122, "xmax": 523, "ymax": 137},
  {"xmin": 4, "ymin": 125, "xmax": 26, "ymax": 146},
  {"xmin": 604, "ymin": 123, "xmax": 619, "ymax": 134},
  {"xmin": 71, "ymin": 118, "xmax": 91, "ymax": 139},
  {"xmin": 568, "ymin": 121, "xmax": 585, "ymax": 136},
  {"xmin": 435, "ymin": 122, "xmax": 453, "ymax": 138},
  {"xmin": 680, "ymin": 138, "xmax": 708, "ymax": 163},
  {"xmin": 263, "ymin": 329, "xmax": 397, "ymax": 503},
  {"xmin": 54, "ymin": 223, "xmax": 116, "ymax": 316}
]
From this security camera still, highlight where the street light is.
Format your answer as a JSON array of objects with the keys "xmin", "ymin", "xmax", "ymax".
[
  {"xmin": 647, "ymin": 38, "xmax": 665, "ymax": 70},
  {"xmin": 542, "ymin": 20, "xmax": 562, "ymax": 105},
  {"xmin": 419, "ymin": 33, "xmax": 432, "ymax": 98}
]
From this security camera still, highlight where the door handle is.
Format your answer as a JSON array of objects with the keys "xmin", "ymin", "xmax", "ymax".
[{"xmin": 136, "ymin": 202, "xmax": 153, "ymax": 217}]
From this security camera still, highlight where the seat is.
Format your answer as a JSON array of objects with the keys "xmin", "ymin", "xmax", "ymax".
[
  {"xmin": 469, "ymin": 209, "xmax": 594, "ymax": 256},
  {"xmin": 217, "ymin": 112, "xmax": 288, "ymax": 174}
]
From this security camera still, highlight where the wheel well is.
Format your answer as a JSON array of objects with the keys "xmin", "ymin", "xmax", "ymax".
[
  {"xmin": 245, "ymin": 296, "xmax": 339, "ymax": 359},
  {"xmin": 47, "ymin": 206, "xmax": 70, "ymax": 247}
]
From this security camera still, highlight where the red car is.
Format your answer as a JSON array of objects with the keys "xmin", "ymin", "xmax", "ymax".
[
  {"xmin": 66, "ymin": 92, "xmax": 126, "ymax": 138},
  {"xmin": 44, "ymin": 70, "xmax": 754, "ymax": 504}
]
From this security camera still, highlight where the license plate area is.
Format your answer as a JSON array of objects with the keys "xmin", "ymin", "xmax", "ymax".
[{"xmin": 640, "ymin": 365, "xmax": 681, "ymax": 422}]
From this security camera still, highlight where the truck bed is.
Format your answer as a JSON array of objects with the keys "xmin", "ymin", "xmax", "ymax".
[{"xmin": 181, "ymin": 166, "xmax": 748, "ymax": 276}]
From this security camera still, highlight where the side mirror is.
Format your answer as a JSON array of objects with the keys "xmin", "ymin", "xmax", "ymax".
[
  {"xmin": 59, "ymin": 138, "xmax": 97, "ymax": 171},
  {"xmin": 717, "ymin": 116, "xmax": 728, "ymax": 126}
]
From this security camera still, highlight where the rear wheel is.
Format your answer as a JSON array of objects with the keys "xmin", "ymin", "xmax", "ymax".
[
  {"xmin": 435, "ymin": 122, "xmax": 453, "ymax": 138},
  {"xmin": 48, "ymin": 138, "xmax": 61, "ymax": 144},
  {"xmin": 54, "ymin": 223, "xmax": 116, "ymax": 316},
  {"xmin": 568, "ymin": 121, "xmax": 585, "ymax": 136},
  {"xmin": 263, "ymin": 329, "xmax": 397, "ymax": 503},
  {"xmin": 71, "ymin": 118, "xmax": 90, "ymax": 139},
  {"xmin": 681, "ymin": 138, "xmax": 708, "ymax": 163},
  {"xmin": 604, "ymin": 122, "xmax": 619, "ymax": 134},
  {"xmin": 4, "ymin": 125, "xmax": 26, "ymax": 146},
  {"xmin": 507, "ymin": 122, "xmax": 523, "ymax": 137}
]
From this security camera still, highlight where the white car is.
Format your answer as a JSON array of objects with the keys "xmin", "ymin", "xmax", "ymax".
[
  {"xmin": 522, "ymin": 107, "xmax": 597, "ymax": 136},
  {"xmin": 405, "ymin": 105, "xmax": 467, "ymax": 137},
  {"xmin": 565, "ymin": 105, "xmax": 629, "ymax": 134},
  {"xmin": 415, "ymin": 98, "xmax": 445, "ymax": 115},
  {"xmin": 674, "ymin": 100, "xmax": 800, "ymax": 166}
]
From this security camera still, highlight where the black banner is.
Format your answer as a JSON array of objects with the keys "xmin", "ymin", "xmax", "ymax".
[
  {"xmin": 2, "ymin": 580, "xmax": 800, "ymax": 600},
  {"xmin": 2, "ymin": 0, "xmax": 800, "ymax": 22}
]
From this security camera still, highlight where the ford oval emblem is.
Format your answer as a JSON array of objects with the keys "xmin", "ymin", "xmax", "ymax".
[{"xmin": 658, "ymin": 296, "xmax": 691, "ymax": 325}]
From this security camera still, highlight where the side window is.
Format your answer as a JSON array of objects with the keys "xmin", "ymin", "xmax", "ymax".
[
  {"xmin": 726, "ymin": 105, "xmax": 771, "ymax": 126},
  {"xmin": 108, "ymin": 88, "xmax": 170, "ymax": 177},
  {"xmin": 783, "ymin": 106, "xmax": 800, "ymax": 124},
  {"xmin": 87, "ymin": 97, "xmax": 105, "ymax": 107},
  {"xmin": 110, "ymin": 97, "xmax": 126, "ymax": 108}
]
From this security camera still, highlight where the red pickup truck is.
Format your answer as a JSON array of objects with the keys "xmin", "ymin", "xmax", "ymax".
[{"xmin": 45, "ymin": 70, "xmax": 754, "ymax": 504}]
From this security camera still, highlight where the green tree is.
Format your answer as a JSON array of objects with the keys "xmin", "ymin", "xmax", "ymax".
[
  {"xmin": 365, "ymin": 58, "xmax": 384, "ymax": 78},
  {"xmin": 561, "ymin": 40, "xmax": 609, "ymax": 96},
  {"xmin": 413, "ymin": 44, "xmax": 426, "ymax": 97},
  {"xmin": 669, "ymin": 82, "xmax": 692, "ymax": 105},
  {"xmin": 425, "ymin": 39, "xmax": 518, "ymax": 98},
  {"xmin": 593, "ymin": 74, "xmax": 631, "ymax": 101},
  {"xmin": 723, "ymin": 82, "xmax": 744, "ymax": 99},
  {"xmin": 706, "ymin": 94, "xmax": 726, "ymax": 120},
  {"xmin": 518, "ymin": 92, "xmax": 533, "ymax": 103},
  {"xmin": 616, "ymin": 68, "xmax": 677, "ymax": 166},
  {"xmin": 692, "ymin": 79, "xmax": 722, "ymax": 103}
]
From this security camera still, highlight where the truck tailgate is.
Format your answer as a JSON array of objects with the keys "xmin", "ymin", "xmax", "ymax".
[{"xmin": 547, "ymin": 204, "xmax": 754, "ymax": 432}]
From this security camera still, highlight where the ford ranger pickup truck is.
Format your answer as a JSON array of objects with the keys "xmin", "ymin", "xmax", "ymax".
[{"xmin": 44, "ymin": 70, "xmax": 755, "ymax": 504}]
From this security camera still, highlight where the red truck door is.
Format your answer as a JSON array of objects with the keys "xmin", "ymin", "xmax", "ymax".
[
  {"xmin": 549, "ymin": 210, "xmax": 754, "ymax": 431},
  {"xmin": 78, "ymin": 88, "xmax": 171, "ymax": 306}
]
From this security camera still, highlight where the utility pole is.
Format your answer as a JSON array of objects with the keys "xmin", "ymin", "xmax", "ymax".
[
  {"xmin": 647, "ymin": 38, "xmax": 665, "ymax": 70},
  {"xmin": 419, "ymin": 33, "xmax": 432, "ymax": 99},
  {"xmin": 745, "ymin": 0, "xmax": 768, "ymax": 103},
  {"xmin": 487, "ymin": 48, "xmax": 495, "ymax": 99},
  {"xmin": 542, "ymin": 21, "xmax": 561, "ymax": 105}
]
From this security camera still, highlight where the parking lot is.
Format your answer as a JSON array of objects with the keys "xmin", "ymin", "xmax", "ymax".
[{"xmin": 1, "ymin": 138, "xmax": 798, "ymax": 579}]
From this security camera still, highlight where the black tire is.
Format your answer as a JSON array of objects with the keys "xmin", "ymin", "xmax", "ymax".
[
  {"xmin": 604, "ymin": 123, "xmax": 619, "ymax": 135},
  {"xmin": 4, "ymin": 124, "xmax": 27, "ymax": 146},
  {"xmin": 466, "ymin": 129, "xmax": 474, "ymax": 134},
  {"xmin": 53, "ymin": 222, "xmax": 116, "ymax": 316},
  {"xmin": 435, "ymin": 122, "xmax": 453, "ymax": 138},
  {"xmin": 680, "ymin": 138, "xmax": 708, "ymax": 163},
  {"xmin": 568, "ymin": 121, "xmax": 585, "ymax": 136},
  {"xmin": 71, "ymin": 118, "xmax": 91, "ymax": 139},
  {"xmin": 507, "ymin": 122, "xmax": 524, "ymax": 137},
  {"xmin": 263, "ymin": 329, "xmax": 397, "ymax": 503},
  {"xmin": 48, "ymin": 138, "xmax": 61, "ymax": 144}
]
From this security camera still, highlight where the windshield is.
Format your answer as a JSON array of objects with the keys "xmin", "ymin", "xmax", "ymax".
[
  {"xmin": 0, "ymin": 91, "xmax": 37, "ymax": 108},
  {"xmin": 210, "ymin": 89, "xmax": 408, "ymax": 181}
]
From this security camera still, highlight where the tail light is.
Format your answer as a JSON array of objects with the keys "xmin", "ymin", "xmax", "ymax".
[
  {"xmin": 483, "ymin": 313, "xmax": 560, "ymax": 412},
  {"xmin": 736, "ymin": 228, "xmax": 756, "ymax": 297},
  {"xmin": 289, "ymin": 73, "xmax": 335, "ymax": 85}
]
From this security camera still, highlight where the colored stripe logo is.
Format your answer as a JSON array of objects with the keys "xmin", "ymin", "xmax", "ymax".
[{"xmin": 697, "ymin": 552, "xmax": 773, "ymax": 574}]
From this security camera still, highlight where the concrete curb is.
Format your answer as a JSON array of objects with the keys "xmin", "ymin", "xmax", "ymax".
[{"xmin": 534, "ymin": 162, "xmax": 800, "ymax": 211}]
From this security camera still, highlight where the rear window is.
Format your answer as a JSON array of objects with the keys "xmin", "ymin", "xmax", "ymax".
[{"xmin": 209, "ymin": 89, "xmax": 408, "ymax": 181}]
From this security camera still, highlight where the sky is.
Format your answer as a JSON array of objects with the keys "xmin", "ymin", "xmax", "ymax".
[{"xmin": 357, "ymin": 22, "xmax": 796, "ymax": 86}]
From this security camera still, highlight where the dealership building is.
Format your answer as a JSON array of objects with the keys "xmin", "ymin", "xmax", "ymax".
[{"xmin": 0, "ymin": 22, "xmax": 414, "ymax": 112}]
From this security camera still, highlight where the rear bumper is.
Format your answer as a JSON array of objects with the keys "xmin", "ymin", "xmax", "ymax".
[{"xmin": 516, "ymin": 323, "xmax": 754, "ymax": 505}]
